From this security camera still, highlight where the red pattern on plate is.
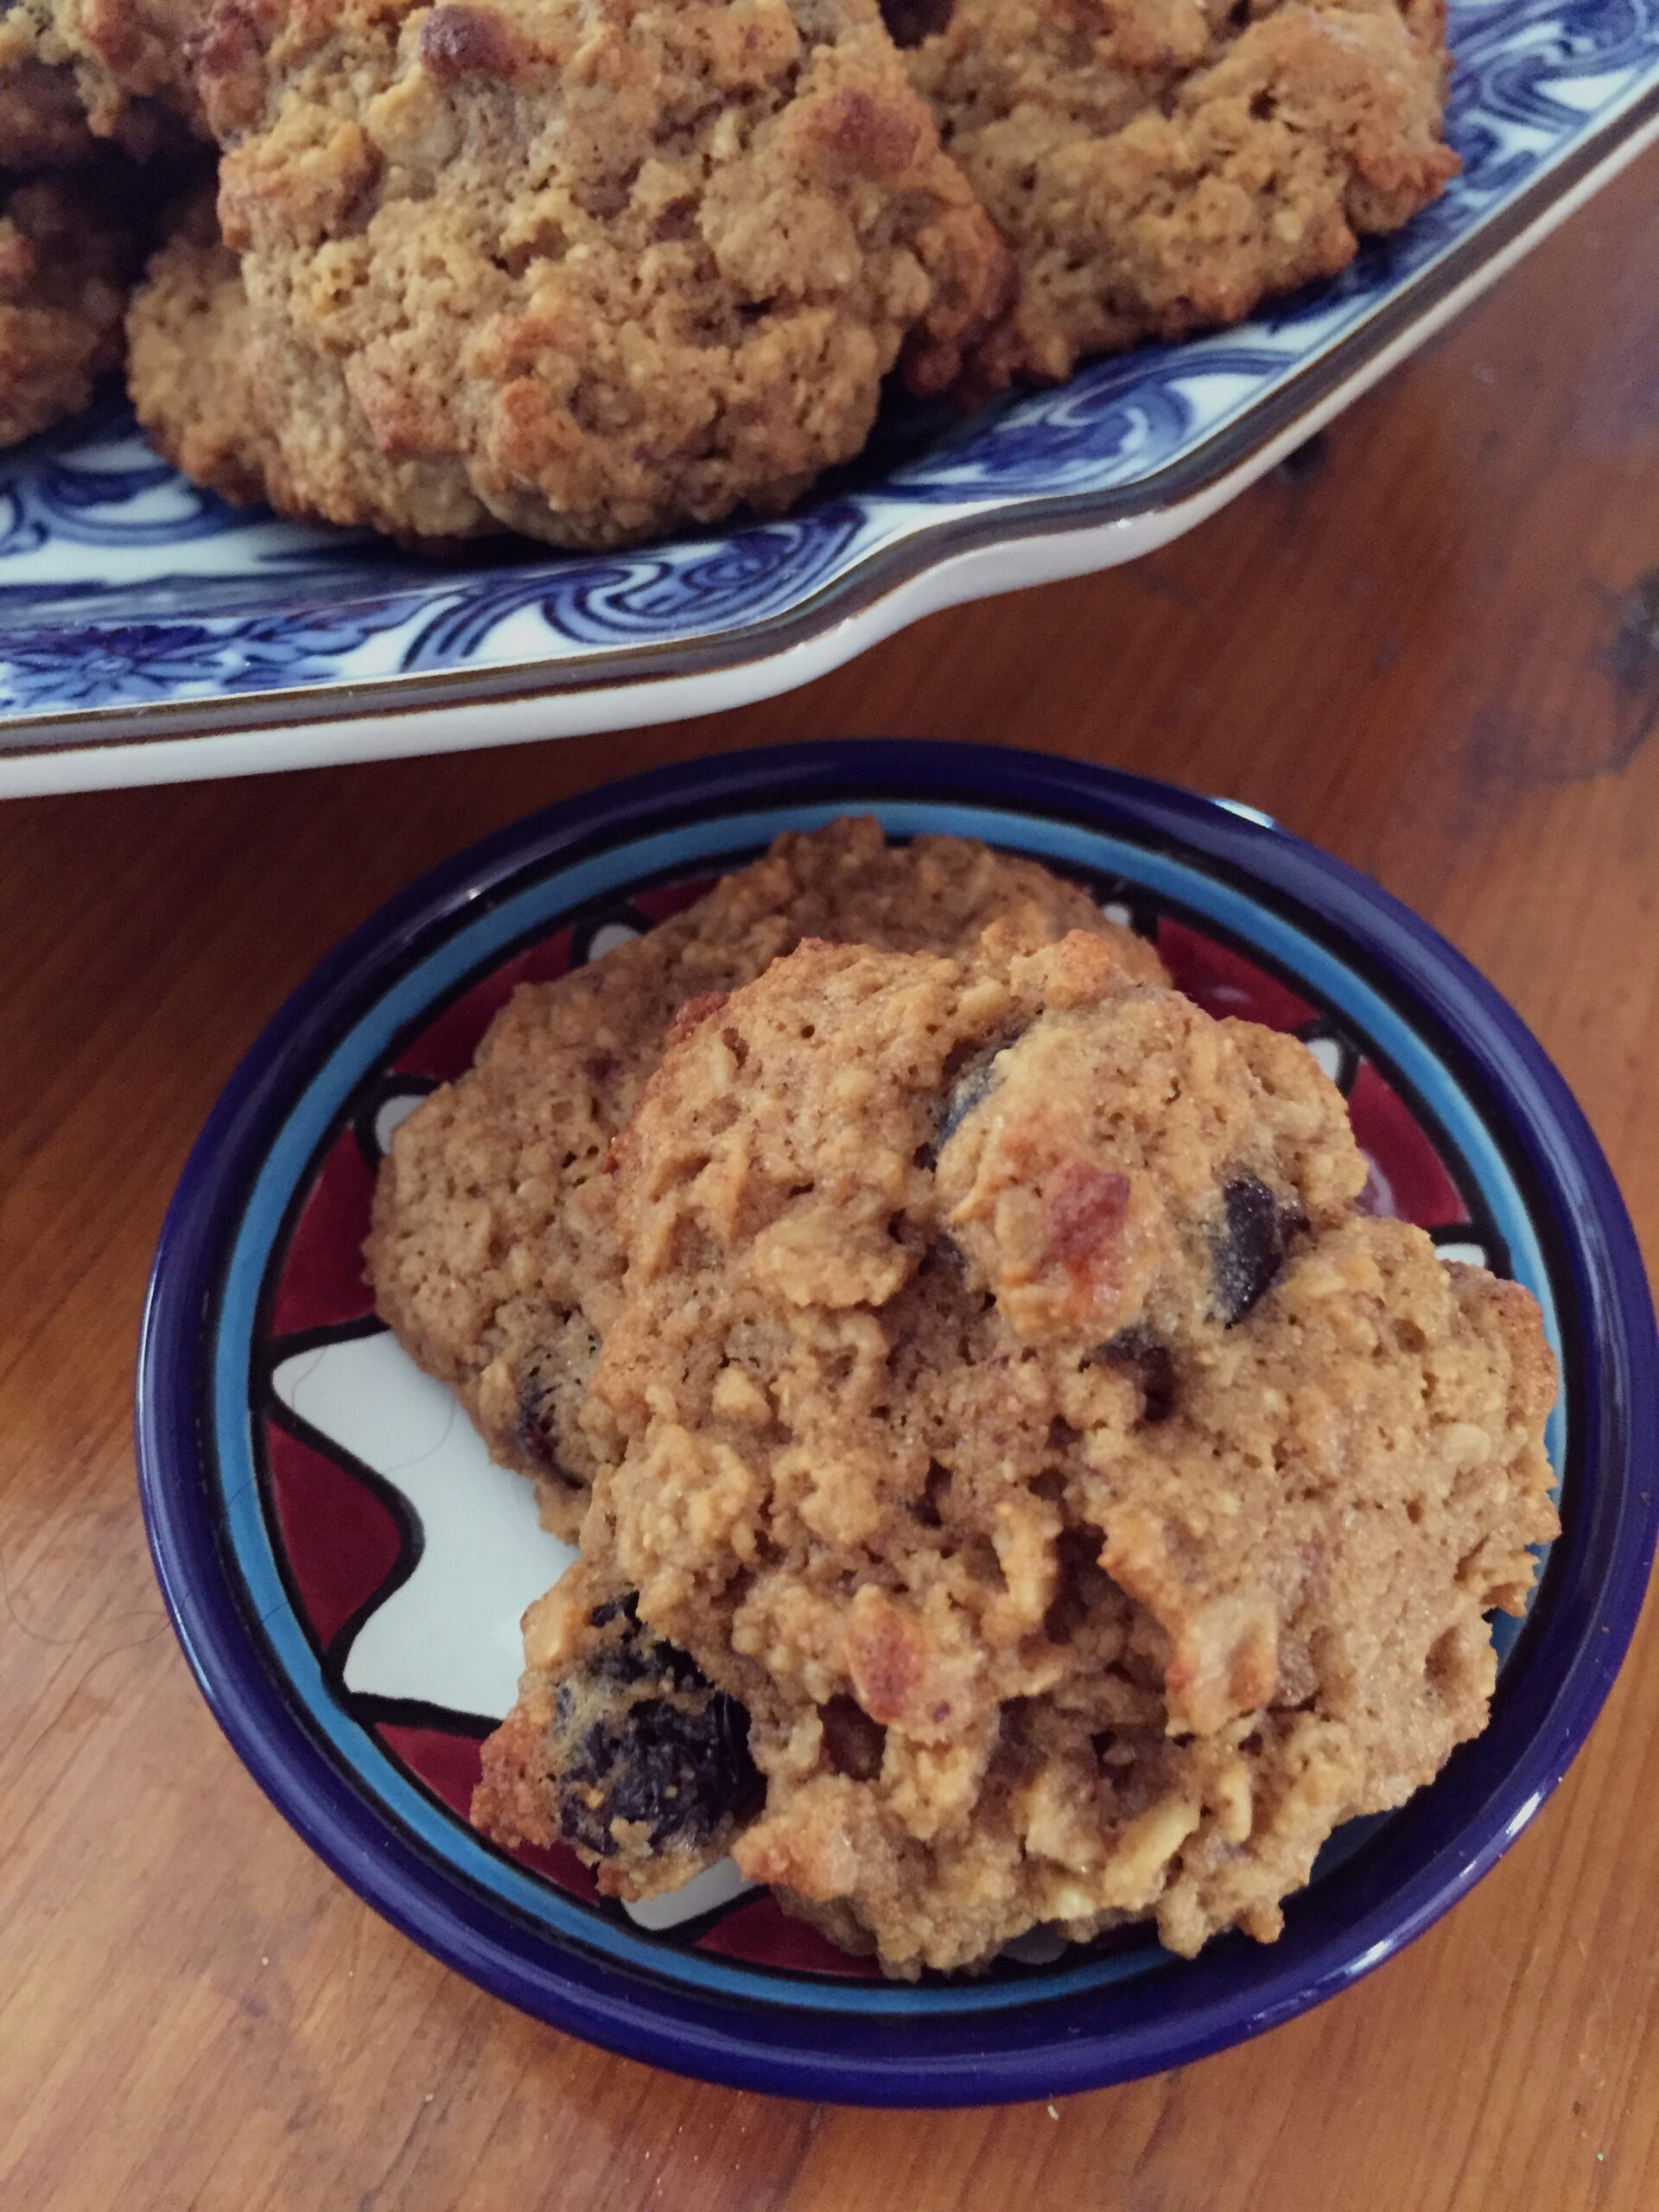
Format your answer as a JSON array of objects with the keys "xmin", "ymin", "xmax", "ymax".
[
  {"xmin": 1347, "ymin": 1061, "xmax": 1466, "ymax": 1227},
  {"xmin": 374, "ymin": 1722, "xmax": 602, "ymax": 1903},
  {"xmin": 635, "ymin": 875, "xmax": 717, "ymax": 925},
  {"xmin": 390, "ymin": 927, "xmax": 575, "ymax": 1084},
  {"xmin": 386, "ymin": 876, "xmax": 716, "ymax": 1084},
  {"xmin": 267, "ymin": 1133, "xmax": 378, "ymax": 1336},
  {"xmin": 377, "ymin": 1719, "xmax": 883, "ymax": 1967},
  {"xmin": 694, "ymin": 1897, "xmax": 885, "ymax": 1979},
  {"xmin": 266, "ymin": 1419, "xmax": 404, "ymax": 1651},
  {"xmin": 262, "ymin": 882, "xmax": 1477, "ymax": 1967},
  {"xmin": 1156, "ymin": 918, "xmax": 1318, "ymax": 1030}
]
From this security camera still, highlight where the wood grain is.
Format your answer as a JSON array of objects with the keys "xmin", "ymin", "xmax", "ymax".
[{"xmin": 2, "ymin": 144, "xmax": 1656, "ymax": 2212}]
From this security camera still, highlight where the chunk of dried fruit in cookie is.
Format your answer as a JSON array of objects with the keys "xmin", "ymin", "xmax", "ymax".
[
  {"xmin": 477, "ymin": 931, "xmax": 1555, "ymax": 1974},
  {"xmin": 475, "ymin": 1583, "xmax": 764, "ymax": 1893}
]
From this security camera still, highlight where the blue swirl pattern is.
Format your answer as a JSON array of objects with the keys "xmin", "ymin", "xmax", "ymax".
[{"xmin": 0, "ymin": 0, "xmax": 1652, "ymax": 717}]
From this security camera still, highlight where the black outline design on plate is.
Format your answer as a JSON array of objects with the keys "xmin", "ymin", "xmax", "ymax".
[{"xmin": 352, "ymin": 1071, "xmax": 440, "ymax": 1170}]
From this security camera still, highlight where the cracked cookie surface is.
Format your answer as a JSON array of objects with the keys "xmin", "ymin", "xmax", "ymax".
[
  {"xmin": 128, "ymin": 184, "xmax": 495, "ymax": 534},
  {"xmin": 0, "ymin": 0, "xmax": 206, "ymax": 160}
]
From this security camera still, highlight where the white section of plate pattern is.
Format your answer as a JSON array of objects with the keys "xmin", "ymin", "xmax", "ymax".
[
  {"xmin": 271, "ymin": 1328, "xmax": 576, "ymax": 1722},
  {"xmin": 270, "ymin": 1324, "xmax": 760, "ymax": 1932}
]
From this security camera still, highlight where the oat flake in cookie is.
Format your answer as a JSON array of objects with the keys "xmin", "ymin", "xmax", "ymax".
[
  {"xmin": 894, "ymin": 0, "xmax": 1459, "ymax": 395},
  {"xmin": 478, "ymin": 932, "xmax": 1557, "ymax": 1974},
  {"xmin": 366, "ymin": 818, "xmax": 1163, "ymax": 1541},
  {"xmin": 162, "ymin": 0, "xmax": 1010, "ymax": 547}
]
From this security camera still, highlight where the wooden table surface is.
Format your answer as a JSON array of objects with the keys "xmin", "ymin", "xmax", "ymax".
[{"xmin": 3, "ymin": 145, "xmax": 1657, "ymax": 2212}]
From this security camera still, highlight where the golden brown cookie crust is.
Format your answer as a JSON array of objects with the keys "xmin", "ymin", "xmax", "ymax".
[
  {"xmin": 901, "ymin": 0, "xmax": 1459, "ymax": 392},
  {"xmin": 483, "ymin": 934, "xmax": 1555, "ymax": 1974},
  {"xmin": 368, "ymin": 820, "xmax": 1163, "ymax": 1542}
]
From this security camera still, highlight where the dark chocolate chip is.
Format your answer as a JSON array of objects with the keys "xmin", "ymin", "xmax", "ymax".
[
  {"xmin": 878, "ymin": 0, "xmax": 957, "ymax": 44},
  {"xmin": 910, "ymin": 1459, "xmax": 951, "ymax": 1529},
  {"xmin": 555, "ymin": 1596, "xmax": 761, "ymax": 1856},
  {"xmin": 513, "ymin": 1383, "xmax": 577, "ymax": 1486},
  {"xmin": 1090, "ymin": 1326, "xmax": 1177, "ymax": 1423},
  {"xmin": 925, "ymin": 1034, "xmax": 1020, "ymax": 1166},
  {"xmin": 1213, "ymin": 1176, "xmax": 1296, "ymax": 1325},
  {"xmin": 936, "ymin": 1050, "xmax": 999, "ymax": 1152},
  {"xmin": 1135, "ymin": 1346, "xmax": 1177, "ymax": 1423},
  {"xmin": 1096, "ymin": 1322, "xmax": 1159, "ymax": 1362},
  {"xmin": 595, "ymin": 1637, "xmax": 707, "ymax": 1694},
  {"xmin": 587, "ymin": 1592, "xmax": 708, "ymax": 1691}
]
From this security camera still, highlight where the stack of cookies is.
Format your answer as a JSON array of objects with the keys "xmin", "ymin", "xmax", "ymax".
[
  {"xmin": 0, "ymin": 0, "xmax": 1458, "ymax": 545},
  {"xmin": 0, "ymin": 0, "xmax": 204, "ymax": 447},
  {"xmin": 369, "ymin": 821, "xmax": 1556, "ymax": 1978}
]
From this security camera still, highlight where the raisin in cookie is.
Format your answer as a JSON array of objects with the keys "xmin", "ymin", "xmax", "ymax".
[
  {"xmin": 478, "ymin": 933, "xmax": 1555, "ymax": 1971},
  {"xmin": 157, "ymin": 0, "xmax": 1008, "ymax": 548},
  {"xmin": 474, "ymin": 1591, "xmax": 764, "ymax": 1894},
  {"xmin": 368, "ymin": 818, "xmax": 1163, "ymax": 1541},
  {"xmin": 894, "ymin": 0, "xmax": 1459, "ymax": 393}
]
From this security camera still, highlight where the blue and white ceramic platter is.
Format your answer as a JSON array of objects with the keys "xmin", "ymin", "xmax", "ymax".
[
  {"xmin": 3, "ymin": 0, "xmax": 1658, "ymax": 792},
  {"xmin": 136, "ymin": 741, "xmax": 1659, "ymax": 2106}
]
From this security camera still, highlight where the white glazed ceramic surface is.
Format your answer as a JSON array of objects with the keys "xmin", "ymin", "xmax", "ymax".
[{"xmin": 2, "ymin": 0, "xmax": 1656, "ymax": 795}]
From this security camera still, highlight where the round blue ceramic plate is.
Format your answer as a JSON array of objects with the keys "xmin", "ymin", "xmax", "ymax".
[{"xmin": 137, "ymin": 741, "xmax": 1659, "ymax": 2106}]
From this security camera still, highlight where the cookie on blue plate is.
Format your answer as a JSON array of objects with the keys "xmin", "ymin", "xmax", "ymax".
[
  {"xmin": 367, "ymin": 817, "xmax": 1161, "ymax": 1540},
  {"xmin": 480, "ymin": 931, "xmax": 1556, "ymax": 1974}
]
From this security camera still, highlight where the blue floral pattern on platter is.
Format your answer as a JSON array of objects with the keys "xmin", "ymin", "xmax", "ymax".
[{"xmin": 0, "ymin": 0, "xmax": 1653, "ymax": 721}]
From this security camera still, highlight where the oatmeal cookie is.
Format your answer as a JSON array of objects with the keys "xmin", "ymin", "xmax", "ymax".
[
  {"xmin": 0, "ymin": 0, "xmax": 207, "ymax": 158},
  {"xmin": 895, "ymin": 0, "xmax": 1459, "ymax": 392},
  {"xmin": 478, "ymin": 933, "xmax": 1555, "ymax": 1971},
  {"xmin": 163, "ymin": 0, "xmax": 1008, "ymax": 547},
  {"xmin": 127, "ymin": 188, "xmax": 499, "ymax": 537},
  {"xmin": 367, "ymin": 818, "xmax": 1163, "ymax": 1540},
  {"xmin": 0, "ymin": 174, "xmax": 143, "ymax": 443}
]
